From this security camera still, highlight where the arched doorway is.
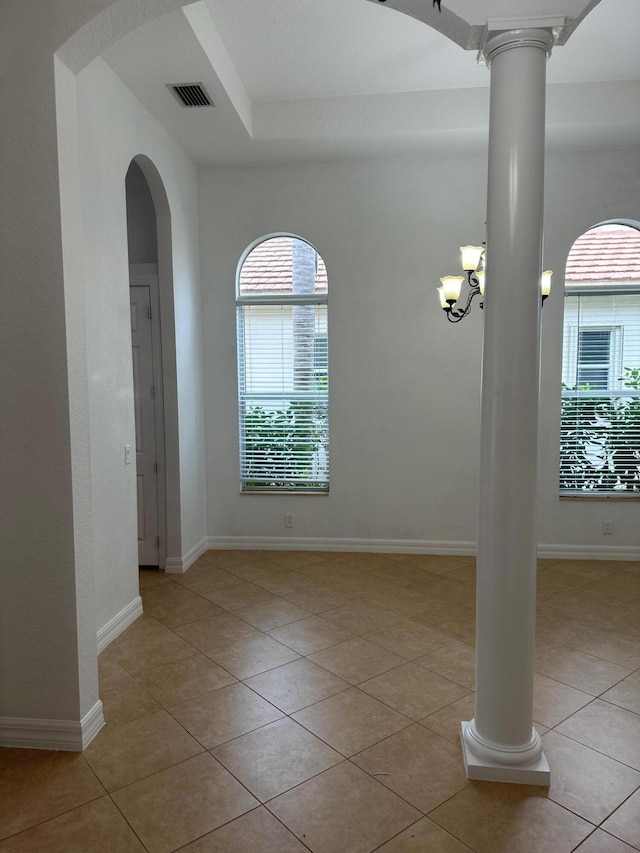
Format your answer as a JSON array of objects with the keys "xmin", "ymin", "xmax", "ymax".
[{"xmin": 125, "ymin": 155, "xmax": 182, "ymax": 568}]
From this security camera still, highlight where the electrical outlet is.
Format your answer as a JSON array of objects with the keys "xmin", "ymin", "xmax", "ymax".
[
  {"xmin": 284, "ymin": 514, "xmax": 294, "ymax": 528},
  {"xmin": 124, "ymin": 445, "xmax": 132, "ymax": 465},
  {"xmin": 602, "ymin": 520, "xmax": 613, "ymax": 535}
]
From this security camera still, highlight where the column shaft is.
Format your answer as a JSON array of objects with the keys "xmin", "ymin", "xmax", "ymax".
[{"xmin": 461, "ymin": 28, "xmax": 553, "ymax": 785}]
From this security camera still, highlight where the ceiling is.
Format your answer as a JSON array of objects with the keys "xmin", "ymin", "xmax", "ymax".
[{"xmin": 102, "ymin": 0, "xmax": 640, "ymax": 166}]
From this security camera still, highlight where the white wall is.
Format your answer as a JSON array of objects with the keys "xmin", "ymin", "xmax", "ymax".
[
  {"xmin": 201, "ymin": 147, "xmax": 640, "ymax": 555},
  {"xmin": 76, "ymin": 57, "xmax": 207, "ymax": 631}
]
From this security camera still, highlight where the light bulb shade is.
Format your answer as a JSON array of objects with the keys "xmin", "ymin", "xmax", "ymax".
[
  {"xmin": 460, "ymin": 245, "xmax": 484, "ymax": 271},
  {"xmin": 541, "ymin": 269, "xmax": 553, "ymax": 297},
  {"xmin": 436, "ymin": 285, "xmax": 449, "ymax": 309},
  {"xmin": 440, "ymin": 276, "xmax": 464, "ymax": 304},
  {"xmin": 475, "ymin": 269, "xmax": 485, "ymax": 296}
]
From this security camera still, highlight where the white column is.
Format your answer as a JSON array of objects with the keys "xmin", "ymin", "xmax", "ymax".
[{"xmin": 461, "ymin": 28, "xmax": 553, "ymax": 785}]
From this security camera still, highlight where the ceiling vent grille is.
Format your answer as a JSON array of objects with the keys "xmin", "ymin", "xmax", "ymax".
[{"xmin": 168, "ymin": 83, "xmax": 214, "ymax": 108}]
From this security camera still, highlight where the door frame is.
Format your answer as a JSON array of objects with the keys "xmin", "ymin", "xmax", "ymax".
[{"xmin": 130, "ymin": 267, "xmax": 167, "ymax": 568}]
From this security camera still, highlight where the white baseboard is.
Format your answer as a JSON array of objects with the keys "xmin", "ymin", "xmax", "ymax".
[
  {"xmin": 206, "ymin": 536, "xmax": 639, "ymax": 562},
  {"xmin": 165, "ymin": 536, "xmax": 209, "ymax": 574},
  {"xmin": 537, "ymin": 543, "xmax": 640, "ymax": 561},
  {"xmin": 206, "ymin": 536, "xmax": 477, "ymax": 555},
  {"xmin": 0, "ymin": 700, "xmax": 104, "ymax": 751},
  {"xmin": 96, "ymin": 596, "xmax": 143, "ymax": 653}
]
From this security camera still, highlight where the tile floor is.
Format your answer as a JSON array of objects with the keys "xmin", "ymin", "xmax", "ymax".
[{"xmin": 1, "ymin": 551, "xmax": 640, "ymax": 852}]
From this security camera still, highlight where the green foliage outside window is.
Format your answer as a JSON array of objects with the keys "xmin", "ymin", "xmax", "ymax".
[
  {"xmin": 243, "ymin": 401, "xmax": 328, "ymax": 489},
  {"xmin": 560, "ymin": 367, "xmax": 640, "ymax": 492}
]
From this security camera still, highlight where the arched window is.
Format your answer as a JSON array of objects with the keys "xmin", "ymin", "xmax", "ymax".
[
  {"xmin": 236, "ymin": 235, "xmax": 329, "ymax": 491},
  {"xmin": 560, "ymin": 223, "xmax": 640, "ymax": 494}
]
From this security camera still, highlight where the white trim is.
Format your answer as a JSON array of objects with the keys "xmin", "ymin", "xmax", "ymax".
[
  {"xmin": 165, "ymin": 537, "xmax": 209, "ymax": 574},
  {"xmin": 0, "ymin": 700, "xmax": 104, "ymax": 751},
  {"xmin": 96, "ymin": 596, "xmax": 143, "ymax": 653},
  {"xmin": 537, "ymin": 543, "xmax": 640, "ymax": 561},
  {"xmin": 207, "ymin": 536, "xmax": 477, "ymax": 555},
  {"xmin": 206, "ymin": 536, "xmax": 640, "ymax": 562}
]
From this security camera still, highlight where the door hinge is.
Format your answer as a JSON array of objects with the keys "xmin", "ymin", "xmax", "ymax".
[
  {"xmin": 154, "ymin": 462, "xmax": 158, "ymax": 473},
  {"xmin": 148, "ymin": 306, "xmax": 152, "ymax": 320},
  {"xmin": 151, "ymin": 385, "xmax": 156, "ymax": 398},
  {"xmin": 155, "ymin": 535, "xmax": 160, "ymax": 549}
]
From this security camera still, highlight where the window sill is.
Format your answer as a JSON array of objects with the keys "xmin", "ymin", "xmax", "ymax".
[
  {"xmin": 240, "ymin": 489, "xmax": 329, "ymax": 496},
  {"xmin": 560, "ymin": 492, "xmax": 640, "ymax": 500}
]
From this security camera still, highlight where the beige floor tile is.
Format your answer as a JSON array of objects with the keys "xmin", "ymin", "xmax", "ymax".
[
  {"xmin": 410, "ymin": 601, "xmax": 476, "ymax": 645},
  {"xmin": 374, "ymin": 816, "xmax": 473, "ymax": 852},
  {"xmin": 601, "ymin": 789, "xmax": 640, "ymax": 851},
  {"xmin": 175, "ymin": 612, "xmax": 263, "ymax": 652},
  {"xmin": 556, "ymin": 698, "xmax": 640, "ymax": 770},
  {"xmin": 430, "ymin": 782, "xmax": 594, "ymax": 853},
  {"xmin": 416, "ymin": 641, "xmax": 476, "ymax": 690},
  {"xmin": 203, "ymin": 580, "xmax": 278, "ymax": 610},
  {"xmin": 601, "ymin": 670, "xmax": 640, "ymax": 714},
  {"xmin": 292, "ymin": 687, "xmax": 412, "ymax": 756},
  {"xmin": 573, "ymin": 829, "xmax": 640, "ymax": 852},
  {"xmin": 364, "ymin": 588, "xmax": 434, "ymax": 618},
  {"xmin": 84, "ymin": 708, "xmax": 202, "ymax": 791},
  {"xmin": 441, "ymin": 564, "xmax": 476, "ymax": 586},
  {"xmin": 268, "ymin": 761, "xmax": 421, "ymax": 853},
  {"xmin": 141, "ymin": 582, "xmax": 199, "ymax": 611},
  {"xmin": 0, "ymin": 795, "xmax": 145, "ymax": 852},
  {"xmin": 322, "ymin": 601, "xmax": 404, "ymax": 634},
  {"xmin": 135, "ymin": 653, "xmax": 237, "ymax": 707},
  {"xmin": 203, "ymin": 550, "xmax": 263, "ymax": 569},
  {"xmin": 111, "ymin": 752, "xmax": 258, "ymax": 853},
  {"xmin": 177, "ymin": 806, "xmax": 309, "ymax": 852},
  {"xmin": 566, "ymin": 627, "xmax": 640, "ymax": 669},
  {"xmin": 284, "ymin": 583, "xmax": 354, "ymax": 613},
  {"xmin": 147, "ymin": 591, "xmax": 224, "ymax": 627},
  {"xmin": 0, "ymin": 752, "xmax": 105, "ymax": 840},
  {"xmin": 535, "ymin": 646, "xmax": 632, "ymax": 696},
  {"xmin": 334, "ymin": 553, "xmax": 398, "ymax": 571},
  {"xmin": 420, "ymin": 694, "xmax": 477, "ymax": 744},
  {"xmin": 171, "ymin": 566, "xmax": 246, "ymax": 595},
  {"xmin": 139, "ymin": 567, "xmax": 172, "ymax": 588},
  {"xmin": 533, "ymin": 673, "xmax": 593, "ymax": 727},
  {"xmin": 263, "ymin": 550, "xmax": 329, "ymax": 571},
  {"xmin": 362, "ymin": 621, "xmax": 449, "ymax": 660},
  {"xmin": 268, "ymin": 615, "xmax": 356, "ymax": 655},
  {"xmin": 233, "ymin": 599, "xmax": 312, "ymax": 631},
  {"xmin": 223, "ymin": 558, "xmax": 291, "ymax": 581},
  {"xmin": 101, "ymin": 682, "xmax": 161, "ymax": 727},
  {"xmin": 206, "ymin": 633, "xmax": 300, "ymax": 679},
  {"xmin": 100, "ymin": 626, "xmax": 199, "ymax": 676},
  {"xmin": 542, "ymin": 730, "xmax": 640, "ymax": 824},
  {"xmin": 308, "ymin": 637, "xmax": 406, "ymax": 684},
  {"xmin": 245, "ymin": 658, "xmax": 349, "ymax": 713},
  {"xmin": 352, "ymin": 724, "xmax": 469, "ymax": 813},
  {"xmin": 0, "ymin": 749, "xmax": 42, "ymax": 772},
  {"xmin": 98, "ymin": 657, "xmax": 140, "ymax": 693},
  {"xmin": 169, "ymin": 681, "xmax": 283, "ymax": 748},
  {"xmin": 360, "ymin": 662, "xmax": 469, "ymax": 720},
  {"xmin": 550, "ymin": 560, "xmax": 617, "ymax": 580},
  {"xmin": 399, "ymin": 555, "xmax": 468, "ymax": 575},
  {"xmin": 212, "ymin": 717, "xmax": 343, "ymax": 801},
  {"xmin": 369, "ymin": 563, "xmax": 443, "ymax": 587},
  {"xmin": 252, "ymin": 570, "xmax": 318, "ymax": 596}
]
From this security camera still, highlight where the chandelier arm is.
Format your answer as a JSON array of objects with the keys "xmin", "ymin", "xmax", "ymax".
[{"xmin": 445, "ymin": 278, "xmax": 482, "ymax": 323}]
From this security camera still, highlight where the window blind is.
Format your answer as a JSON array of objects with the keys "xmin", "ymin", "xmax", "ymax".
[{"xmin": 560, "ymin": 292, "xmax": 640, "ymax": 493}]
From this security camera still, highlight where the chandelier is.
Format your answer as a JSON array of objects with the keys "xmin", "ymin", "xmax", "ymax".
[{"xmin": 437, "ymin": 245, "xmax": 552, "ymax": 323}]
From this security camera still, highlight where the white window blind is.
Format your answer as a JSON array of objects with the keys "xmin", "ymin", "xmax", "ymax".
[
  {"xmin": 560, "ymin": 292, "xmax": 640, "ymax": 493},
  {"xmin": 236, "ymin": 236, "xmax": 329, "ymax": 491}
]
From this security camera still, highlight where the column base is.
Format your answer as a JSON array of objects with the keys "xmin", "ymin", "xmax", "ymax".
[{"xmin": 460, "ymin": 722, "xmax": 550, "ymax": 785}]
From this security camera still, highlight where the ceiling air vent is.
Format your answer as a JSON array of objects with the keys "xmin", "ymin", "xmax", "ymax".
[{"xmin": 168, "ymin": 83, "xmax": 214, "ymax": 108}]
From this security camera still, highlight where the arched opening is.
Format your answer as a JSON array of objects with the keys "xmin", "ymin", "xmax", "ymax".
[
  {"xmin": 125, "ymin": 155, "xmax": 182, "ymax": 568},
  {"xmin": 560, "ymin": 221, "xmax": 640, "ymax": 494}
]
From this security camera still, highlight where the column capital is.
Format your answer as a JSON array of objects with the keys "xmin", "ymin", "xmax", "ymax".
[{"xmin": 481, "ymin": 26, "xmax": 556, "ymax": 66}]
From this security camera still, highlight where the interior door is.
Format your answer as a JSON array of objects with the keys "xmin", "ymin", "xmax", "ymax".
[{"xmin": 130, "ymin": 285, "xmax": 159, "ymax": 565}]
